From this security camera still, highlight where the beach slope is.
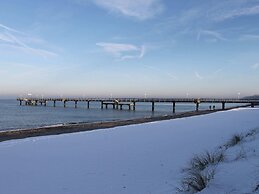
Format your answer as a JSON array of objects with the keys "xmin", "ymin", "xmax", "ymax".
[{"xmin": 0, "ymin": 108, "xmax": 258, "ymax": 194}]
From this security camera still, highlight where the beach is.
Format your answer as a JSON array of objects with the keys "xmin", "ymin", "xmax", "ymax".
[{"xmin": 0, "ymin": 107, "xmax": 258, "ymax": 194}]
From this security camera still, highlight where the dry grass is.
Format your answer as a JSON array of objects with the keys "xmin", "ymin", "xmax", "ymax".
[
  {"xmin": 184, "ymin": 151, "xmax": 224, "ymax": 172},
  {"xmin": 178, "ymin": 168, "xmax": 215, "ymax": 193},
  {"xmin": 178, "ymin": 151, "xmax": 223, "ymax": 193},
  {"xmin": 224, "ymin": 134, "xmax": 244, "ymax": 148},
  {"xmin": 177, "ymin": 128, "xmax": 259, "ymax": 193}
]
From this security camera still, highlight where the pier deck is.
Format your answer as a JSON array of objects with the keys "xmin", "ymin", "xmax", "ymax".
[{"xmin": 17, "ymin": 97, "xmax": 259, "ymax": 112}]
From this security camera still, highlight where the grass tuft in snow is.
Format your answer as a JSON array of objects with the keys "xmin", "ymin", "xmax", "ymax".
[
  {"xmin": 177, "ymin": 128, "xmax": 259, "ymax": 193},
  {"xmin": 245, "ymin": 128, "xmax": 259, "ymax": 137},
  {"xmin": 185, "ymin": 151, "xmax": 224, "ymax": 172},
  {"xmin": 234, "ymin": 146, "xmax": 247, "ymax": 161},
  {"xmin": 177, "ymin": 168, "xmax": 215, "ymax": 193},
  {"xmin": 224, "ymin": 134, "xmax": 244, "ymax": 148},
  {"xmin": 178, "ymin": 151, "xmax": 223, "ymax": 193},
  {"xmin": 254, "ymin": 184, "xmax": 259, "ymax": 192}
]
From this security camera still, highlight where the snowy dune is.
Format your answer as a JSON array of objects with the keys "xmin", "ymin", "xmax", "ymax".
[{"xmin": 0, "ymin": 108, "xmax": 259, "ymax": 194}]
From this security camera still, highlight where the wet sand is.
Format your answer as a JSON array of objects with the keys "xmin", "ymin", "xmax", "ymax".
[{"xmin": 0, "ymin": 106, "xmax": 248, "ymax": 142}]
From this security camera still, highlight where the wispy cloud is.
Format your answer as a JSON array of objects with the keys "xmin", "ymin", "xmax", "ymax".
[
  {"xmin": 96, "ymin": 42, "xmax": 146, "ymax": 60},
  {"xmin": 0, "ymin": 23, "xmax": 57, "ymax": 58},
  {"xmin": 0, "ymin": 23, "xmax": 22, "ymax": 34},
  {"xmin": 251, "ymin": 63, "xmax": 259, "ymax": 69},
  {"xmin": 194, "ymin": 71, "xmax": 203, "ymax": 80},
  {"xmin": 160, "ymin": 1, "xmax": 247, "ymax": 31},
  {"xmin": 214, "ymin": 5, "xmax": 259, "ymax": 21},
  {"xmin": 197, "ymin": 30, "xmax": 226, "ymax": 42},
  {"xmin": 239, "ymin": 34, "xmax": 259, "ymax": 41},
  {"xmin": 93, "ymin": 0, "xmax": 164, "ymax": 20}
]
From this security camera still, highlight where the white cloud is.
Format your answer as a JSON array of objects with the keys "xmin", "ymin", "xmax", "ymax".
[
  {"xmin": 239, "ymin": 34, "xmax": 259, "ymax": 41},
  {"xmin": 0, "ymin": 23, "xmax": 22, "ymax": 34},
  {"xmin": 0, "ymin": 23, "xmax": 57, "ymax": 58},
  {"xmin": 96, "ymin": 42, "xmax": 146, "ymax": 60},
  {"xmin": 215, "ymin": 5, "xmax": 259, "ymax": 21},
  {"xmin": 93, "ymin": 0, "xmax": 164, "ymax": 20},
  {"xmin": 195, "ymin": 71, "xmax": 203, "ymax": 80},
  {"xmin": 197, "ymin": 30, "xmax": 226, "ymax": 42},
  {"xmin": 251, "ymin": 63, "xmax": 259, "ymax": 69}
]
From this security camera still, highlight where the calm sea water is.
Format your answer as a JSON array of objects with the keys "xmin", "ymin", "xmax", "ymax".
[{"xmin": 0, "ymin": 99, "xmax": 245, "ymax": 131}]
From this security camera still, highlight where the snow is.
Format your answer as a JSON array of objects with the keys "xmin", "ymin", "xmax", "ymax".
[{"xmin": 0, "ymin": 108, "xmax": 259, "ymax": 194}]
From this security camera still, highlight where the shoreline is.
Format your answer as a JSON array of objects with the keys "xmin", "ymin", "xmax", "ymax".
[{"xmin": 0, "ymin": 106, "xmax": 250, "ymax": 142}]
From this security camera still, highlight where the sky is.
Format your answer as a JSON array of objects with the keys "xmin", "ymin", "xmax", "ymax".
[{"xmin": 0, "ymin": 0, "xmax": 259, "ymax": 99}]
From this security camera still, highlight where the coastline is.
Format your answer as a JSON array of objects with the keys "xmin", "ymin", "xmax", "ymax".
[{"xmin": 0, "ymin": 106, "xmax": 247, "ymax": 142}]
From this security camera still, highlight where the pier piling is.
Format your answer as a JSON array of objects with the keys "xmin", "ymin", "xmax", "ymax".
[
  {"xmin": 222, "ymin": 102, "xmax": 225, "ymax": 110},
  {"xmin": 173, "ymin": 102, "xmax": 176, "ymax": 113},
  {"xmin": 196, "ymin": 103, "xmax": 199, "ymax": 111},
  {"xmin": 152, "ymin": 101, "xmax": 155, "ymax": 112}
]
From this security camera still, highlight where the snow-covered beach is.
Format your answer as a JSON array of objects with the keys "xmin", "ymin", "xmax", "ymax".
[{"xmin": 0, "ymin": 108, "xmax": 258, "ymax": 194}]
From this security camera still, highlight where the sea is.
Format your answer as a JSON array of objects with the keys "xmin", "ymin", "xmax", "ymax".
[{"xmin": 0, "ymin": 99, "xmax": 245, "ymax": 131}]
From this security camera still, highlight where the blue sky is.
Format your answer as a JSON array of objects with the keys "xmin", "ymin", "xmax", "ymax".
[{"xmin": 0, "ymin": 0, "xmax": 259, "ymax": 98}]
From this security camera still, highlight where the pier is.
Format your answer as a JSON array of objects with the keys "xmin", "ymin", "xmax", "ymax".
[{"xmin": 17, "ymin": 97, "xmax": 259, "ymax": 112}]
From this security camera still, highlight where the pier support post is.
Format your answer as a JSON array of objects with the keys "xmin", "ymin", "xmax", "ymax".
[
  {"xmin": 101, "ymin": 101, "xmax": 103, "ymax": 109},
  {"xmin": 128, "ymin": 105, "xmax": 131, "ymax": 110},
  {"xmin": 222, "ymin": 102, "xmax": 225, "ymax": 110},
  {"xmin": 87, "ymin": 101, "xmax": 90, "ymax": 109},
  {"xmin": 44, "ymin": 101, "xmax": 47, "ymax": 106},
  {"xmin": 20, "ymin": 100, "xmax": 22, "ymax": 106},
  {"xmin": 133, "ymin": 102, "xmax": 136, "ymax": 111},
  {"xmin": 105, "ymin": 104, "xmax": 108, "ymax": 109},
  {"xmin": 120, "ymin": 105, "xmax": 122, "ymax": 110},
  {"xmin": 152, "ymin": 101, "xmax": 155, "ymax": 112},
  {"xmin": 196, "ymin": 103, "xmax": 199, "ymax": 111},
  {"xmin": 64, "ymin": 101, "xmax": 66, "ymax": 108},
  {"xmin": 75, "ymin": 101, "xmax": 78, "ymax": 108},
  {"xmin": 53, "ymin": 101, "xmax": 56, "ymax": 107},
  {"xmin": 251, "ymin": 103, "xmax": 254, "ymax": 108},
  {"xmin": 113, "ymin": 103, "xmax": 115, "ymax": 109},
  {"xmin": 172, "ymin": 102, "xmax": 176, "ymax": 113}
]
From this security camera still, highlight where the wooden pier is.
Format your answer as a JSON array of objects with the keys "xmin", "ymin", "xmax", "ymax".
[{"xmin": 17, "ymin": 97, "xmax": 259, "ymax": 112}]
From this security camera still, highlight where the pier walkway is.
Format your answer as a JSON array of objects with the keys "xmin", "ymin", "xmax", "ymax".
[{"xmin": 17, "ymin": 97, "xmax": 259, "ymax": 112}]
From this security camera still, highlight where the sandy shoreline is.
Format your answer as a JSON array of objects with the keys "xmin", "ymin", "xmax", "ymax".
[{"xmin": 0, "ymin": 106, "xmax": 250, "ymax": 142}]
